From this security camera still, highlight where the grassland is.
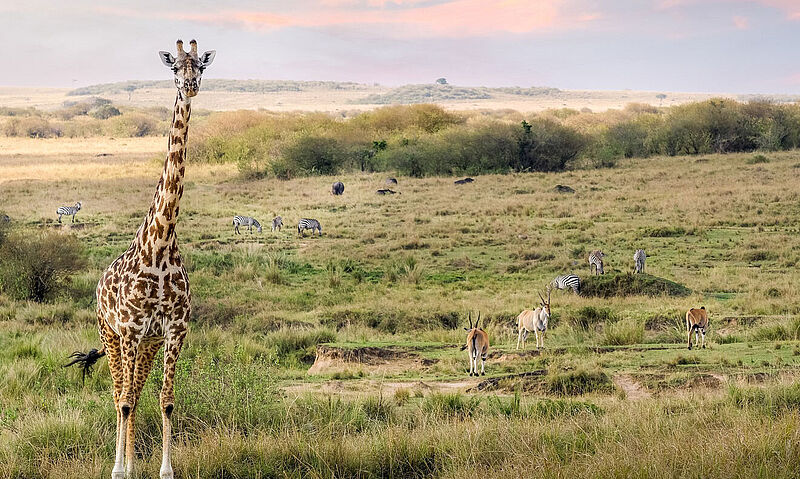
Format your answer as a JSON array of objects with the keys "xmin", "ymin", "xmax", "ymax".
[{"xmin": 3, "ymin": 136, "xmax": 800, "ymax": 477}]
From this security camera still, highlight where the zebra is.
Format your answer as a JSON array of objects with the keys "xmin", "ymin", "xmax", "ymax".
[
  {"xmin": 298, "ymin": 218, "xmax": 322, "ymax": 236},
  {"xmin": 271, "ymin": 216, "xmax": 283, "ymax": 232},
  {"xmin": 232, "ymin": 215, "xmax": 262, "ymax": 234},
  {"xmin": 588, "ymin": 250, "xmax": 605, "ymax": 275},
  {"xmin": 551, "ymin": 274, "xmax": 581, "ymax": 295},
  {"xmin": 56, "ymin": 202, "xmax": 82, "ymax": 223},
  {"xmin": 331, "ymin": 181, "xmax": 344, "ymax": 195},
  {"xmin": 634, "ymin": 249, "xmax": 646, "ymax": 274}
]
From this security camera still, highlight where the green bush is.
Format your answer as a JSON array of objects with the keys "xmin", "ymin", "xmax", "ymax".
[
  {"xmin": 581, "ymin": 273, "xmax": 691, "ymax": 298},
  {"xmin": 546, "ymin": 369, "xmax": 614, "ymax": 396},
  {"xmin": 0, "ymin": 231, "xmax": 87, "ymax": 302},
  {"xmin": 603, "ymin": 318, "xmax": 644, "ymax": 345}
]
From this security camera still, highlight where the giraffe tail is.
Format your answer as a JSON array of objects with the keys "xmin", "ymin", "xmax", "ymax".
[{"xmin": 64, "ymin": 347, "xmax": 106, "ymax": 383}]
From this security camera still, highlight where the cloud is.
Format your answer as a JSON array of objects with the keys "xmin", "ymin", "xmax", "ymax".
[
  {"xmin": 98, "ymin": 0, "xmax": 601, "ymax": 37},
  {"xmin": 657, "ymin": 0, "xmax": 800, "ymax": 20},
  {"xmin": 732, "ymin": 15, "xmax": 749, "ymax": 29}
]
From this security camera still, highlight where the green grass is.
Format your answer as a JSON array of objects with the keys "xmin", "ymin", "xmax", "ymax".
[{"xmin": 4, "ymin": 143, "xmax": 800, "ymax": 477}]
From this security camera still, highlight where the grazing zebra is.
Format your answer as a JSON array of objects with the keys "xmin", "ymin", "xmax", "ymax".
[
  {"xmin": 461, "ymin": 312, "xmax": 489, "ymax": 376},
  {"xmin": 634, "ymin": 249, "xmax": 646, "ymax": 274},
  {"xmin": 517, "ymin": 288, "xmax": 551, "ymax": 349},
  {"xmin": 298, "ymin": 218, "xmax": 322, "ymax": 236},
  {"xmin": 588, "ymin": 250, "xmax": 605, "ymax": 275},
  {"xmin": 232, "ymin": 215, "xmax": 262, "ymax": 234},
  {"xmin": 551, "ymin": 274, "xmax": 581, "ymax": 295},
  {"xmin": 331, "ymin": 181, "xmax": 344, "ymax": 195},
  {"xmin": 686, "ymin": 307, "xmax": 709, "ymax": 350},
  {"xmin": 56, "ymin": 202, "xmax": 82, "ymax": 223},
  {"xmin": 271, "ymin": 216, "xmax": 283, "ymax": 232},
  {"xmin": 386, "ymin": 178, "xmax": 398, "ymax": 185}
]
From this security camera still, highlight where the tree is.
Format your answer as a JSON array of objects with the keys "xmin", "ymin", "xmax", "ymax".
[
  {"xmin": 435, "ymin": 78, "xmax": 448, "ymax": 85},
  {"xmin": 656, "ymin": 93, "xmax": 667, "ymax": 106}
]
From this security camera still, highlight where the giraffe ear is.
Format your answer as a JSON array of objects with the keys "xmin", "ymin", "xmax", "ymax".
[
  {"xmin": 159, "ymin": 51, "xmax": 176, "ymax": 67},
  {"xmin": 200, "ymin": 50, "xmax": 216, "ymax": 67}
]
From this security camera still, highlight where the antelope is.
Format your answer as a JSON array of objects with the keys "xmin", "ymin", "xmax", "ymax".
[
  {"xmin": 517, "ymin": 287, "xmax": 551, "ymax": 349},
  {"xmin": 686, "ymin": 306, "xmax": 709, "ymax": 350},
  {"xmin": 462, "ymin": 312, "xmax": 489, "ymax": 376}
]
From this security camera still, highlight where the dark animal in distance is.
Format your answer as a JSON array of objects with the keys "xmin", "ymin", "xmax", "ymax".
[
  {"xmin": 1, "ymin": 214, "xmax": 9, "ymax": 223},
  {"xmin": 376, "ymin": 189, "xmax": 399, "ymax": 195},
  {"xmin": 554, "ymin": 184, "xmax": 575, "ymax": 193},
  {"xmin": 454, "ymin": 177, "xmax": 475, "ymax": 185},
  {"xmin": 386, "ymin": 178, "xmax": 398, "ymax": 185},
  {"xmin": 331, "ymin": 181, "xmax": 344, "ymax": 195}
]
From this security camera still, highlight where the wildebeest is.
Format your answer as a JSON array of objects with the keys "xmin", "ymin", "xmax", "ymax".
[
  {"xmin": 1, "ymin": 214, "xmax": 9, "ymax": 223},
  {"xmin": 376, "ymin": 189, "xmax": 399, "ymax": 195},
  {"xmin": 331, "ymin": 181, "xmax": 344, "ymax": 195},
  {"xmin": 554, "ymin": 184, "xmax": 575, "ymax": 193},
  {"xmin": 386, "ymin": 178, "xmax": 398, "ymax": 185},
  {"xmin": 454, "ymin": 177, "xmax": 475, "ymax": 185},
  {"xmin": 461, "ymin": 312, "xmax": 489, "ymax": 376},
  {"xmin": 686, "ymin": 307, "xmax": 709, "ymax": 350}
]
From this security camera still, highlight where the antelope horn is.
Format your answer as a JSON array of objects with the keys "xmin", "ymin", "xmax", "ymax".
[
  {"xmin": 176, "ymin": 39, "xmax": 185, "ymax": 54},
  {"xmin": 468, "ymin": 312, "xmax": 473, "ymax": 330},
  {"xmin": 547, "ymin": 286, "xmax": 551, "ymax": 303},
  {"xmin": 476, "ymin": 311, "xmax": 481, "ymax": 329},
  {"xmin": 189, "ymin": 39, "xmax": 198, "ymax": 54},
  {"xmin": 538, "ymin": 290, "xmax": 545, "ymax": 304}
]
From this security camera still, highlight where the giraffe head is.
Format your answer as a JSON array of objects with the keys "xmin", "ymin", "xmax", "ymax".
[{"xmin": 159, "ymin": 39, "xmax": 216, "ymax": 99}]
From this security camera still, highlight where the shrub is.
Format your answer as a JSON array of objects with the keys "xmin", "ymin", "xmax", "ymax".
[
  {"xmin": 545, "ymin": 369, "xmax": 614, "ymax": 396},
  {"xmin": 282, "ymin": 135, "xmax": 343, "ymax": 176},
  {"xmin": 603, "ymin": 318, "xmax": 644, "ymax": 345},
  {"xmin": 581, "ymin": 273, "xmax": 691, "ymax": 298},
  {"xmin": 109, "ymin": 113, "xmax": 157, "ymax": 137},
  {"xmin": 0, "ymin": 231, "xmax": 87, "ymax": 302},
  {"xmin": 2, "ymin": 117, "xmax": 60, "ymax": 138},
  {"xmin": 90, "ymin": 104, "xmax": 121, "ymax": 119}
]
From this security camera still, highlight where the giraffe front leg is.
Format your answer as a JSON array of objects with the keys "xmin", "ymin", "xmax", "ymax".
[
  {"xmin": 125, "ymin": 340, "xmax": 163, "ymax": 475},
  {"xmin": 101, "ymin": 325, "xmax": 125, "ymax": 479},
  {"xmin": 160, "ymin": 330, "xmax": 186, "ymax": 479},
  {"xmin": 115, "ymin": 333, "xmax": 140, "ymax": 479}
]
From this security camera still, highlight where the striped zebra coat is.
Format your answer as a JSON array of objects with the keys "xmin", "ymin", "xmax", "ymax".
[
  {"xmin": 271, "ymin": 216, "xmax": 283, "ymax": 232},
  {"xmin": 233, "ymin": 215, "xmax": 262, "ymax": 234},
  {"xmin": 56, "ymin": 202, "xmax": 82, "ymax": 223},
  {"xmin": 298, "ymin": 218, "xmax": 322, "ymax": 236},
  {"xmin": 551, "ymin": 274, "xmax": 581, "ymax": 295},
  {"xmin": 634, "ymin": 249, "xmax": 646, "ymax": 274},
  {"xmin": 588, "ymin": 250, "xmax": 605, "ymax": 275}
]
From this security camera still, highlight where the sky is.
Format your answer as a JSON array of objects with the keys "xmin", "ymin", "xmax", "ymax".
[{"xmin": 2, "ymin": 0, "xmax": 800, "ymax": 93}]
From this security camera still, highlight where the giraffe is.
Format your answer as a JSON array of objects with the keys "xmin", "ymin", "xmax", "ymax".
[{"xmin": 66, "ymin": 39, "xmax": 215, "ymax": 479}]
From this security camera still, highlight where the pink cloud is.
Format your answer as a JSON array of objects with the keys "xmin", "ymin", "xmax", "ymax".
[
  {"xmin": 100, "ymin": 0, "xmax": 600, "ymax": 37},
  {"xmin": 732, "ymin": 15, "xmax": 749, "ymax": 28}
]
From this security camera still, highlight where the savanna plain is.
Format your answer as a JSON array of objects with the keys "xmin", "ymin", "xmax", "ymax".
[{"xmin": 3, "ymin": 99, "xmax": 800, "ymax": 478}]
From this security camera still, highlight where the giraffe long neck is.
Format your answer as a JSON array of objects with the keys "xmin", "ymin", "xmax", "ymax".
[{"xmin": 136, "ymin": 94, "xmax": 191, "ymax": 253}]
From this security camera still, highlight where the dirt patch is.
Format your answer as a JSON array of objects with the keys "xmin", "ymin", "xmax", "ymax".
[
  {"xmin": 308, "ymin": 345, "xmax": 439, "ymax": 375},
  {"xmin": 283, "ymin": 378, "xmax": 481, "ymax": 397},
  {"xmin": 613, "ymin": 375, "xmax": 651, "ymax": 400}
]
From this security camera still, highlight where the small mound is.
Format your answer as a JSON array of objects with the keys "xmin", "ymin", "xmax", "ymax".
[{"xmin": 581, "ymin": 273, "xmax": 690, "ymax": 298}]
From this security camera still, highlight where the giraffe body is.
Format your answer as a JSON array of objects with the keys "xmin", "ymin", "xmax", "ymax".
[{"xmin": 87, "ymin": 40, "xmax": 214, "ymax": 479}]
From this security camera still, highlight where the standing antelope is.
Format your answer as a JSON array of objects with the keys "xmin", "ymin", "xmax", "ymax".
[
  {"xmin": 588, "ymin": 250, "xmax": 605, "ymax": 275},
  {"xmin": 462, "ymin": 312, "xmax": 489, "ymax": 376},
  {"xmin": 517, "ymin": 288, "xmax": 551, "ymax": 349},
  {"xmin": 686, "ymin": 306, "xmax": 709, "ymax": 350},
  {"xmin": 634, "ymin": 249, "xmax": 646, "ymax": 274}
]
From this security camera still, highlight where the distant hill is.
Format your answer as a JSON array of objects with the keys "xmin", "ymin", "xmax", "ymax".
[
  {"xmin": 352, "ymin": 84, "xmax": 561, "ymax": 104},
  {"xmin": 67, "ymin": 79, "xmax": 371, "ymax": 96}
]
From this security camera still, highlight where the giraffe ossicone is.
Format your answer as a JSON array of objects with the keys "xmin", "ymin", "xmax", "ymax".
[{"xmin": 67, "ymin": 39, "xmax": 215, "ymax": 479}]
